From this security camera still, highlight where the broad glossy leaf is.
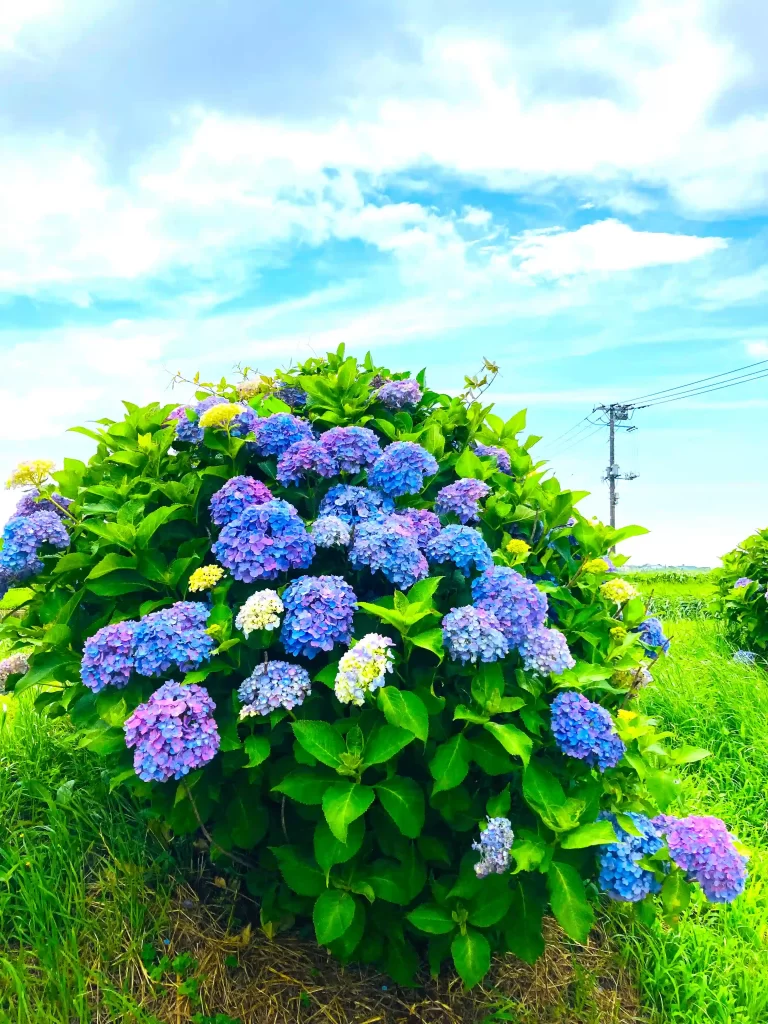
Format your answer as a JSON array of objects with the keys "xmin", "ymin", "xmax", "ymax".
[
  {"xmin": 377, "ymin": 687, "xmax": 429, "ymax": 742},
  {"xmin": 451, "ymin": 929, "xmax": 491, "ymax": 989},
  {"xmin": 484, "ymin": 721, "xmax": 532, "ymax": 766},
  {"xmin": 362, "ymin": 723, "xmax": 413, "ymax": 767},
  {"xmin": 376, "ymin": 776, "xmax": 425, "ymax": 838},
  {"xmin": 314, "ymin": 817, "xmax": 365, "ymax": 880},
  {"xmin": 322, "ymin": 782, "xmax": 375, "ymax": 842},
  {"xmin": 547, "ymin": 861, "xmax": 594, "ymax": 943},
  {"xmin": 406, "ymin": 903, "xmax": 454, "ymax": 935},
  {"xmin": 314, "ymin": 890, "xmax": 356, "ymax": 945},
  {"xmin": 561, "ymin": 820, "xmax": 617, "ymax": 850},
  {"xmin": 292, "ymin": 721, "xmax": 344, "ymax": 768},
  {"xmin": 430, "ymin": 734, "xmax": 470, "ymax": 794},
  {"xmin": 243, "ymin": 735, "xmax": 270, "ymax": 767}
]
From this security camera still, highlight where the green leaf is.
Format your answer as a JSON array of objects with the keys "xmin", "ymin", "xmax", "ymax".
[
  {"xmin": 271, "ymin": 846, "xmax": 325, "ymax": 897},
  {"xmin": 272, "ymin": 769, "xmax": 335, "ymax": 805},
  {"xmin": 661, "ymin": 871, "xmax": 691, "ymax": 923},
  {"xmin": 615, "ymin": 813, "xmax": 644, "ymax": 838},
  {"xmin": 406, "ymin": 904, "xmax": 455, "ymax": 935},
  {"xmin": 523, "ymin": 759, "xmax": 566, "ymax": 818},
  {"xmin": 52, "ymin": 553, "xmax": 93, "ymax": 575},
  {"xmin": 0, "ymin": 587, "xmax": 35, "ymax": 610},
  {"xmin": 366, "ymin": 860, "xmax": 411, "ymax": 905},
  {"xmin": 406, "ymin": 576, "xmax": 443, "ymax": 605},
  {"xmin": 322, "ymin": 782, "xmax": 375, "ymax": 843},
  {"xmin": 314, "ymin": 890, "xmax": 356, "ymax": 946},
  {"xmin": 547, "ymin": 862, "xmax": 594, "ymax": 943},
  {"xmin": 362, "ymin": 724, "xmax": 413, "ymax": 767},
  {"xmin": 135, "ymin": 504, "xmax": 187, "ymax": 548},
  {"xmin": 504, "ymin": 880, "xmax": 545, "ymax": 964},
  {"xmin": 243, "ymin": 735, "xmax": 270, "ymax": 768},
  {"xmin": 429, "ymin": 734, "xmax": 471, "ymax": 794},
  {"xmin": 377, "ymin": 687, "xmax": 429, "ymax": 743},
  {"xmin": 486, "ymin": 786, "xmax": 512, "ymax": 817},
  {"xmin": 455, "ymin": 448, "xmax": 488, "ymax": 480},
  {"xmin": 451, "ymin": 929, "xmax": 491, "ymax": 989},
  {"xmin": 560, "ymin": 820, "xmax": 618, "ymax": 849},
  {"xmin": 227, "ymin": 791, "xmax": 267, "ymax": 848},
  {"xmin": 453, "ymin": 705, "xmax": 489, "ymax": 724},
  {"xmin": 484, "ymin": 721, "xmax": 532, "ymax": 766},
  {"xmin": 86, "ymin": 552, "xmax": 138, "ymax": 580},
  {"xmin": 314, "ymin": 817, "xmax": 365, "ymax": 881},
  {"xmin": 375, "ymin": 777, "xmax": 425, "ymax": 838},
  {"xmin": 15, "ymin": 653, "xmax": 78, "ymax": 694},
  {"xmin": 292, "ymin": 721, "xmax": 344, "ymax": 768},
  {"xmin": 511, "ymin": 833, "xmax": 551, "ymax": 874},
  {"xmin": 410, "ymin": 628, "xmax": 444, "ymax": 661},
  {"xmin": 467, "ymin": 874, "xmax": 513, "ymax": 927},
  {"xmin": 671, "ymin": 745, "xmax": 711, "ymax": 765},
  {"xmin": 646, "ymin": 769, "xmax": 680, "ymax": 812}
]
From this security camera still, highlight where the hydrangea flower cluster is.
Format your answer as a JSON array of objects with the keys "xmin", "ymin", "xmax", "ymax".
[
  {"xmin": 81, "ymin": 620, "xmax": 139, "ymax": 692},
  {"xmin": 0, "ymin": 510, "xmax": 69, "ymax": 580},
  {"xmin": 238, "ymin": 660, "xmax": 312, "ymax": 717},
  {"xmin": 597, "ymin": 812, "xmax": 664, "ymax": 902},
  {"xmin": 519, "ymin": 627, "xmax": 575, "ymax": 676},
  {"xmin": 275, "ymin": 384, "xmax": 308, "ymax": 408},
  {"xmin": 654, "ymin": 814, "xmax": 748, "ymax": 903},
  {"xmin": 733, "ymin": 650, "xmax": 757, "ymax": 665},
  {"xmin": 133, "ymin": 602, "xmax": 214, "ymax": 678},
  {"xmin": 198, "ymin": 401, "xmax": 251, "ymax": 432},
  {"xmin": 6, "ymin": 459, "xmax": 56, "ymax": 490},
  {"xmin": 276, "ymin": 439, "xmax": 338, "ymax": 486},
  {"xmin": 442, "ymin": 606, "xmax": 509, "ymax": 664},
  {"xmin": 734, "ymin": 577, "xmax": 753, "ymax": 589},
  {"xmin": 582, "ymin": 558, "xmax": 610, "ymax": 574},
  {"xmin": 550, "ymin": 691, "xmax": 625, "ymax": 771},
  {"xmin": 395, "ymin": 508, "xmax": 442, "ymax": 547},
  {"xmin": 169, "ymin": 396, "xmax": 226, "ymax": 444},
  {"xmin": 14, "ymin": 489, "xmax": 73, "ymax": 519},
  {"xmin": 188, "ymin": 565, "xmax": 226, "ymax": 592},
  {"xmin": 0, "ymin": 653, "xmax": 29, "ymax": 690},
  {"xmin": 318, "ymin": 485, "xmax": 394, "ymax": 525},
  {"xmin": 505, "ymin": 538, "xmax": 530, "ymax": 557},
  {"xmin": 254, "ymin": 413, "xmax": 314, "ymax": 457},
  {"xmin": 311, "ymin": 516, "xmax": 352, "ymax": 548},
  {"xmin": 368, "ymin": 442, "xmax": 438, "ymax": 497},
  {"xmin": 426, "ymin": 525, "xmax": 493, "ymax": 577},
  {"xmin": 349, "ymin": 517, "xmax": 428, "ymax": 589},
  {"xmin": 235, "ymin": 590, "xmax": 284, "ymax": 636},
  {"xmin": 612, "ymin": 665, "xmax": 653, "ymax": 689},
  {"xmin": 376, "ymin": 378, "xmax": 422, "ymax": 409},
  {"xmin": 212, "ymin": 500, "xmax": 315, "ymax": 582},
  {"xmin": 334, "ymin": 633, "xmax": 395, "ymax": 705},
  {"xmin": 209, "ymin": 476, "xmax": 273, "ymax": 526},
  {"xmin": 472, "ymin": 567, "xmax": 547, "ymax": 645},
  {"xmin": 472, "ymin": 817, "xmax": 515, "ymax": 878},
  {"xmin": 473, "ymin": 442, "xmax": 511, "ymax": 474},
  {"xmin": 319, "ymin": 426, "xmax": 381, "ymax": 473},
  {"xmin": 280, "ymin": 575, "xmax": 357, "ymax": 659},
  {"xmin": 600, "ymin": 578, "xmax": 639, "ymax": 604},
  {"xmin": 435, "ymin": 478, "xmax": 491, "ymax": 523},
  {"xmin": 124, "ymin": 681, "xmax": 220, "ymax": 782},
  {"xmin": 635, "ymin": 617, "xmax": 671, "ymax": 658}
]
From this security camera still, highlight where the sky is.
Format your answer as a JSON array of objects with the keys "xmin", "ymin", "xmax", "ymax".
[{"xmin": 1, "ymin": 0, "xmax": 768, "ymax": 566}]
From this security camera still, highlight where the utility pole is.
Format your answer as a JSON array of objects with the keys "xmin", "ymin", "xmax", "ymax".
[{"xmin": 594, "ymin": 404, "xmax": 638, "ymax": 528}]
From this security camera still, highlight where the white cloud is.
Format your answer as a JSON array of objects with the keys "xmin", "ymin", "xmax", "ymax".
[{"xmin": 745, "ymin": 339, "xmax": 768, "ymax": 356}]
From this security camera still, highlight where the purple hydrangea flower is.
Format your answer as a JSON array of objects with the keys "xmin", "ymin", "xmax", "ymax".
[
  {"xmin": 133, "ymin": 601, "xmax": 215, "ymax": 678},
  {"xmin": 435, "ymin": 478, "xmax": 491, "ymax": 523},
  {"xmin": 124, "ymin": 681, "xmax": 220, "ymax": 782},
  {"xmin": 275, "ymin": 385, "xmax": 308, "ymax": 408},
  {"xmin": 311, "ymin": 515, "xmax": 352, "ymax": 548},
  {"xmin": 472, "ymin": 817, "xmax": 515, "ymax": 878},
  {"xmin": 0, "ymin": 653, "xmax": 29, "ymax": 690},
  {"xmin": 0, "ymin": 568, "xmax": 13, "ymax": 600},
  {"xmin": 426, "ymin": 525, "xmax": 494, "ymax": 577},
  {"xmin": 368, "ymin": 442, "xmax": 438, "ymax": 497},
  {"xmin": 81, "ymin": 620, "xmax": 138, "ymax": 693},
  {"xmin": 597, "ymin": 812, "xmax": 664, "ymax": 902},
  {"xmin": 319, "ymin": 426, "xmax": 382, "ymax": 473},
  {"xmin": 280, "ymin": 575, "xmax": 357, "ymax": 659},
  {"xmin": 276, "ymin": 439, "xmax": 338, "ymax": 486},
  {"xmin": 0, "ymin": 511, "xmax": 69, "ymax": 578},
  {"xmin": 376, "ymin": 378, "xmax": 423, "ymax": 409},
  {"xmin": 209, "ymin": 476, "xmax": 274, "ymax": 526},
  {"xmin": 229, "ymin": 403, "xmax": 260, "ymax": 439},
  {"xmin": 519, "ymin": 627, "xmax": 575, "ymax": 675},
  {"xmin": 238, "ymin": 660, "xmax": 312, "ymax": 717},
  {"xmin": 653, "ymin": 815, "xmax": 748, "ymax": 903},
  {"xmin": 394, "ymin": 508, "xmax": 442, "ymax": 547},
  {"xmin": 442, "ymin": 606, "xmax": 508, "ymax": 664},
  {"xmin": 318, "ymin": 485, "xmax": 395, "ymax": 525},
  {"xmin": 734, "ymin": 577, "xmax": 753, "ymax": 589},
  {"xmin": 254, "ymin": 413, "xmax": 314, "ymax": 457},
  {"xmin": 169, "ymin": 396, "xmax": 225, "ymax": 444},
  {"xmin": 471, "ymin": 567, "xmax": 548, "ymax": 645},
  {"xmin": 473, "ymin": 442, "xmax": 512, "ymax": 474},
  {"xmin": 550, "ymin": 691, "xmax": 625, "ymax": 772},
  {"xmin": 212, "ymin": 499, "xmax": 315, "ymax": 582},
  {"xmin": 349, "ymin": 516, "xmax": 429, "ymax": 589},
  {"xmin": 14, "ymin": 489, "xmax": 73, "ymax": 519},
  {"xmin": 635, "ymin": 617, "xmax": 671, "ymax": 659}
]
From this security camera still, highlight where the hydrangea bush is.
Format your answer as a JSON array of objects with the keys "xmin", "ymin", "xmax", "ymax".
[
  {"xmin": 0, "ymin": 346, "xmax": 746, "ymax": 989},
  {"xmin": 717, "ymin": 529, "xmax": 768, "ymax": 658}
]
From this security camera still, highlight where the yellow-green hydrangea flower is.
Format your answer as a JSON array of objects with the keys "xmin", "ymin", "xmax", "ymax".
[
  {"xmin": 610, "ymin": 626, "xmax": 628, "ymax": 641},
  {"xmin": 188, "ymin": 565, "xmax": 226, "ymax": 592},
  {"xmin": 198, "ymin": 402, "xmax": 244, "ymax": 430},
  {"xmin": 600, "ymin": 578, "xmax": 639, "ymax": 604},
  {"xmin": 505, "ymin": 538, "xmax": 530, "ymax": 557},
  {"xmin": 6, "ymin": 459, "xmax": 56, "ymax": 490},
  {"xmin": 583, "ymin": 557, "xmax": 609, "ymax": 574}
]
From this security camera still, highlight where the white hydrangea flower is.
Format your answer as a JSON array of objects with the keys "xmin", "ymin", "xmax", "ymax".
[
  {"xmin": 334, "ymin": 633, "xmax": 395, "ymax": 706},
  {"xmin": 235, "ymin": 590, "xmax": 284, "ymax": 636}
]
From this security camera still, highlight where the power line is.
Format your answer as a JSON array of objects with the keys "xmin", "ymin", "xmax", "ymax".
[
  {"xmin": 624, "ymin": 357, "xmax": 768, "ymax": 405},
  {"xmin": 545, "ymin": 416, "xmax": 593, "ymax": 448},
  {"xmin": 547, "ymin": 418, "xmax": 602, "ymax": 456},
  {"xmin": 554, "ymin": 423, "xmax": 605, "ymax": 455},
  {"xmin": 636, "ymin": 368, "xmax": 768, "ymax": 409}
]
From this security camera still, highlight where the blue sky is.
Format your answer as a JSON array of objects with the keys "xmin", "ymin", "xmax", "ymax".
[{"xmin": 2, "ymin": 0, "xmax": 768, "ymax": 565}]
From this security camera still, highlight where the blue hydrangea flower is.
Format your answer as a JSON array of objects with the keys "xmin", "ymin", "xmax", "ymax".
[
  {"xmin": 276, "ymin": 439, "xmax": 338, "ymax": 486},
  {"xmin": 519, "ymin": 627, "xmax": 575, "ymax": 675},
  {"xmin": 653, "ymin": 814, "xmax": 748, "ymax": 903},
  {"xmin": 472, "ymin": 817, "xmax": 515, "ymax": 878},
  {"xmin": 426, "ymin": 525, "xmax": 493, "ymax": 577},
  {"xmin": 311, "ymin": 516, "xmax": 352, "ymax": 548},
  {"xmin": 318, "ymin": 485, "xmax": 394, "ymax": 525},
  {"xmin": 275, "ymin": 385, "xmax": 308, "ymax": 408},
  {"xmin": 597, "ymin": 812, "xmax": 664, "ymax": 902},
  {"xmin": 212, "ymin": 499, "xmax": 315, "ymax": 582},
  {"xmin": 280, "ymin": 575, "xmax": 357, "ymax": 659},
  {"xmin": 394, "ymin": 508, "xmax": 442, "ymax": 547},
  {"xmin": 442, "ymin": 606, "xmax": 508, "ymax": 664},
  {"xmin": 0, "ymin": 568, "xmax": 13, "ymax": 600},
  {"xmin": 255, "ymin": 413, "xmax": 314, "ymax": 457},
  {"xmin": 368, "ymin": 442, "xmax": 438, "ymax": 497},
  {"xmin": 81, "ymin": 620, "xmax": 138, "ymax": 693},
  {"xmin": 471, "ymin": 567, "xmax": 548, "ymax": 645},
  {"xmin": 319, "ymin": 426, "xmax": 381, "ymax": 473},
  {"xmin": 635, "ymin": 617, "xmax": 671, "ymax": 659},
  {"xmin": 229, "ymin": 403, "xmax": 260, "ymax": 438},
  {"xmin": 0, "ymin": 511, "xmax": 69, "ymax": 579},
  {"xmin": 376, "ymin": 378, "xmax": 423, "ymax": 409},
  {"xmin": 435, "ymin": 478, "xmax": 491, "ymax": 523},
  {"xmin": 349, "ymin": 516, "xmax": 428, "ymax": 589},
  {"xmin": 238, "ymin": 660, "xmax": 312, "ymax": 716},
  {"xmin": 733, "ymin": 650, "xmax": 757, "ymax": 665},
  {"xmin": 14, "ymin": 489, "xmax": 73, "ymax": 519},
  {"xmin": 124, "ymin": 681, "xmax": 220, "ymax": 782},
  {"xmin": 734, "ymin": 577, "xmax": 753, "ymax": 589},
  {"xmin": 169, "ymin": 396, "xmax": 225, "ymax": 444},
  {"xmin": 133, "ymin": 601, "xmax": 215, "ymax": 678},
  {"xmin": 550, "ymin": 691, "xmax": 625, "ymax": 772},
  {"xmin": 473, "ymin": 442, "xmax": 512, "ymax": 474},
  {"xmin": 209, "ymin": 476, "xmax": 274, "ymax": 526}
]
